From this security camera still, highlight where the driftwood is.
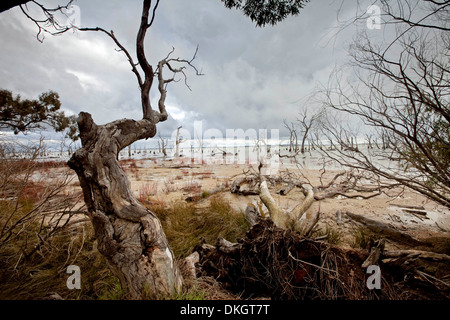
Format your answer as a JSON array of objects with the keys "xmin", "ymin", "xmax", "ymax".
[
  {"xmin": 230, "ymin": 176, "xmax": 260, "ymax": 195},
  {"xmin": 344, "ymin": 211, "xmax": 426, "ymax": 247},
  {"xmin": 389, "ymin": 204, "xmax": 426, "ymax": 210},
  {"xmin": 279, "ymin": 183, "xmax": 295, "ymax": 196},
  {"xmin": 42, "ymin": 292, "xmax": 64, "ymax": 300},
  {"xmin": 180, "ymin": 251, "xmax": 200, "ymax": 282},
  {"xmin": 185, "ymin": 183, "xmax": 226, "ymax": 202},
  {"xmin": 260, "ymin": 178, "xmax": 316, "ymax": 234},
  {"xmin": 196, "ymin": 219, "xmax": 372, "ymax": 299},
  {"xmin": 245, "ymin": 205, "xmax": 262, "ymax": 227},
  {"xmin": 198, "ymin": 168, "xmax": 450, "ymax": 299},
  {"xmin": 403, "ymin": 209, "xmax": 428, "ymax": 218},
  {"xmin": 362, "ymin": 239, "xmax": 385, "ymax": 268}
]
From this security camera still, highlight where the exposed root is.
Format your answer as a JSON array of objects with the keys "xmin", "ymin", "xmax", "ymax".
[{"xmin": 196, "ymin": 219, "xmax": 450, "ymax": 300}]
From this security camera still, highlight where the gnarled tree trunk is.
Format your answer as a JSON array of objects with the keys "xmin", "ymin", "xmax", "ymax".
[
  {"xmin": 68, "ymin": 112, "xmax": 182, "ymax": 299},
  {"xmin": 66, "ymin": 0, "xmax": 202, "ymax": 299}
]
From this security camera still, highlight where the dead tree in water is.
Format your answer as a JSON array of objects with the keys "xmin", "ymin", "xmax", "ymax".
[{"xmin": 174, "ymin": 126, "xmax": 186, "ymax": 158}]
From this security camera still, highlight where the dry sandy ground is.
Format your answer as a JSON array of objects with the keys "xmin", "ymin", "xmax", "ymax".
[
  {"xmin": 111, "ymin": 157, "xmax": 450, "ymax": 249},
  {"xmin": 51, "ymin": 156, "xmax": 449, "ymax": 250}
]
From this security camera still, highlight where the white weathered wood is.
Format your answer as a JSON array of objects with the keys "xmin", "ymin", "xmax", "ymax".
[
  {"xmin": 182, "ymin": 251, "xmax": 200, "ymax": 281},
  {"xmin": 260, "ymin": 179, "xmax": 316, "ymax": 233},
  {"xmin": 344, "ymin": 211, "xmax": 425, "ymax": 246},
  {"xmin": 260, "ymin": 180, "xmax": 287, "ymax": 228}
]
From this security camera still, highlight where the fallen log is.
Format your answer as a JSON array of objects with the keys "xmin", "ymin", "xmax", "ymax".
[
  {"xmin": 381, "ymin": 249, "xmax": 450, "ymax": 293},
  {"xmin": 403, "ymin": 209, "xmax": 428, "ymax": 218},
  {"xmin": 390, "ymin": 204, "xmax": 426, "ymax": 210},
  {"xmin": 344, "ymin": 211, "xmax": 427, "ymax": 247},
  {"xmin": 197, "ymin": 219, "xmax": 372, "ymax": 299},
  {"xmin": 230, "ymin": 176, "xmax": 260, "ymax": 195}
]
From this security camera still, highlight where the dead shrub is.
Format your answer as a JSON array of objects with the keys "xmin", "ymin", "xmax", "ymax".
[
  {"xmin": 182, "ymin": 180, "xmax": 201, "ymax": 194},
  {"xmin": 138, "ymin": 181, "xmax": 158, "ymax": 203}
]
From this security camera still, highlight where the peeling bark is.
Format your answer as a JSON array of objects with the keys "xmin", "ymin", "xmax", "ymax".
[{"xmin": 245, "ymin": 205, "xmax": 262, "ymax": 227}]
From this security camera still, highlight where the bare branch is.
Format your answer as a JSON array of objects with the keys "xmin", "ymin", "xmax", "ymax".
[
  {"xmin": 76, "ymin": 27, "xmax": 144, "ymax": 88},
  {"xmin": 19, "ymin": 0, "xmax": 74, "ymax": 42}
]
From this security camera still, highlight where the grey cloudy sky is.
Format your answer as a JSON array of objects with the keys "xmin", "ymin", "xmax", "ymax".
[{"xmin": 0, "ymin": 0, "xmax": 374, "ymax": 139}]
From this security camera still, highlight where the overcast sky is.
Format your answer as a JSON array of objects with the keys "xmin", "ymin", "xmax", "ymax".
[{"xmin": 0, "ymin": 0, "xmax": 376, "ymax": 139}]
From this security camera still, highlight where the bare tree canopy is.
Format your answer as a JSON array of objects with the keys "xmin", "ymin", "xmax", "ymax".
[{"xmin": 317, "ymin": 0, "xmax": 450, "ymax": 207}]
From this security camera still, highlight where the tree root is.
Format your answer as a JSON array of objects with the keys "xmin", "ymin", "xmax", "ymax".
[{"xmin": 195, "ymin": 219, "xmax": 450, "ymax": 300}]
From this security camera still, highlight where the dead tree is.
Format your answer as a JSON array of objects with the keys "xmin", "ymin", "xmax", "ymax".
[
  {"xmin": 174, "ymin": 126, "xmax": 186, "ymax": 158},
  {"xmin": 158, "ymin": 132, "xmax": 168, "ymax": 157},
  {"xmin": 67, "ymin": 1, "xmax": 202, "ymax": 299},
  {"xmin": 15, "ymin": 1, "xmax": 75, "ymax": 42},
  {"xmin": 260, "ymin": 178, "xmax": 317, "ymax": 235},
  {"xmin": 283, "ymin": 119, "xmax": 298, "ymax": 153},
  {"xmin": 196, "ymin": 218, "xmax": 450, "ymax": 299},
  {"xmin": 1, "ymin": 0, "xmax": 316, "ymax": 300},
  {"xmin": 318, "ymin": 0, "xmax": 450, "ymax": 207},
  {"xmin": 297, "ymin": 106, "xmax": 322, "ymax": 154},
  {"xmin": 231, "ymin": 163, "xmax": 393, "ymax": 233},
  {"xmin": 199, "ymin": 164, "xmax": 450, "ymax": 299}
]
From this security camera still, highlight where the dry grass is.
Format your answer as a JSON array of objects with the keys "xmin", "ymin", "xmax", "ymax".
[
  {"xmin": 0, "ymin": 191, "xmax": 248, "ymax": 300},
  {"xmin": 0, "ymin": 143, "xmax": 121, "ymax": 300},
  {"xmin": 147, "ymin": 195, "xmax": 250, "ymax": 259},
  {"xmin": 0, "ymin": 220, "xmax": 121, "ymax": 300},
  {"xmin": 178, "ymin": 276, "xmax": 240, "ymax": 300},
  {"xmin": 138, "ymin": 181, "xmax": 159, "ymax": 203},
  {"xmin": 182, "ymin": 180, "xmax": 202, "ymax": 194},
  {"xmin": 350, "ymin": 226, "xmax": 378, "ymax": 249}
]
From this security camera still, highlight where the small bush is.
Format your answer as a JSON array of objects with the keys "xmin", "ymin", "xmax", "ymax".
[
  {"xmin": 138, "ymin": 182, "xmax": 158, "ymax": 203},
  {"xmin": 182, "ymin": 180, "xmax": 201, "ymax": 194},
  {"xmin": 350, "ymin": 226, "xmax": 377, "ymax": 249},
  {"xmin": 312, "ymin": 225, "xmax": 342, "ymax": 245}
]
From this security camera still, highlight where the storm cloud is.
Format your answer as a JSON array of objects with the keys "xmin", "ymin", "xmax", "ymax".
[{"xmin": 0, "ymin": 0, "xmax": 366, "ymax": 138}]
